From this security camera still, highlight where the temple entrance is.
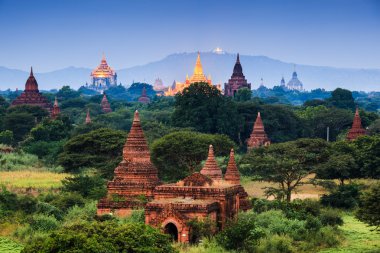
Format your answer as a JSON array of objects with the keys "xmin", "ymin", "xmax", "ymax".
[{"xmin": 164, "ymin": 223, "xmax": 178, "ymax": 242}]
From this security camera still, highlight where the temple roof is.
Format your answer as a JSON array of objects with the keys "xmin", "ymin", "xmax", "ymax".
[
  {"xmin": 91, "ymin": 54, "xmax": 116, "ymax": 78},
  {"xmin": 224, "ymin": 149, "xmax": 240, "ymax": 185},
  {"xmin": 189, "ymin": 52, "xmax": 210, "ymax": 84},
  {"xmin": 247, "ymin": 112, "xmax": 271, "ymax": 149},
  {"xmin": 347, "ymin": 108, "xmax": 367, "ymax": 140},
  {"xmin": 101, "ymin": 93, "xmax": 112, "ymax": 113},
  {"xmin": 200, "ymin": 145, "xmax": 222, "ymax": 181},
  {"xmin": 25, "ymin": 67, "xmax": 39, "ymax": 92},
  {"xmin": 286, "ymin": 71, "xmax": 303, "ymax": 90},
  {"xmin": 232, "ymin": 54, "xmax": 243, "ymax": 77}
]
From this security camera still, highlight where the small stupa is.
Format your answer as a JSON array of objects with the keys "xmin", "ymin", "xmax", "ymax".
[
  {"xmin": 224, "ymin": 149, "xmax": 241, "ymax": 185},
  {"xmin": 101, "ymin": 93, "xmax": 112, "ymax": 113},
  {"xmin": 51, "ymin": 97, "xmax": 60, "ymax": 119},
  {"xmin": 138, "ymin": 86, "xmax": 151, "ymax": 104},
  {"xmin": 247, "ymin": 112, "xmax": 271, "ymax": 149},
  {"xmin": 200, "ymin": 145, "xmax": 223, "ymax": 181},
  {"xmin": 346, "ymin": 108, "xmax": 367, "ymax": 141},
  {"xmin": 85, "ymin": 108, "xmax": 91, "ymax": 124}
]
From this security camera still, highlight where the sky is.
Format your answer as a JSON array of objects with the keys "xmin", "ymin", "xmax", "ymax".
[{"xmin": 0, "ymin": 0, "xmax": 379, "ymax": 72}]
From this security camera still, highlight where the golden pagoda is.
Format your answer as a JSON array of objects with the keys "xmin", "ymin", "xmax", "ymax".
[
  {"xmin": 86, "ymin": 54, "xmax": 117, "ymax": 92},
  {"xmin": 165, "ymin": 52, "xmax": 220, "ymax": 96}
]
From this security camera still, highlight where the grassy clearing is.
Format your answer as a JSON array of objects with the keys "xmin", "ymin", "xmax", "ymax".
[
  {"xmin": 0, "ymin": 171, "xmax": 70, "ymax": 191},
  {"xmin": 319, "ymin": 215, "xmax": 380, "ymax": 253},
  {"xmin": 0, "ymin": 237, "xmax": 23, "ymax": 253}
]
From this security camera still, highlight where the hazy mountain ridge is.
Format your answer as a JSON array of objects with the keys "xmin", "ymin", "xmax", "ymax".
[{"xmin": 1, "ymin": 52, "xmax": 380, "ymax": 91}]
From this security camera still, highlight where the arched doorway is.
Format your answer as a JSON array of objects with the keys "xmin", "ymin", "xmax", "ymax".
[{"xmin": 164, "ymin": 222, "xmax": 178, "ymax": 242}]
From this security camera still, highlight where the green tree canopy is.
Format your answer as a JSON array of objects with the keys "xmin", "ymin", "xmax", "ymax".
[
  {"xmin": 356, "ymin": 183, "xmax": 380, "ymax": 230},
  {"xmin": 151, "ymin": 131, "xmax": 235, "ymax": 181},
  {"xmin": 327, "ymin": 88, "xmax": 355, "ymax": 110}
]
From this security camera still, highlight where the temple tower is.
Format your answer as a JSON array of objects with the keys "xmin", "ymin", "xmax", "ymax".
[
  {"xmin": 11, "ymin": 67, "xmax": 52, "ymax": 112},
  {"xmin": 101, "ymin": 93, "xmax": 112, "ymax": 113},
  {"xmin": 51, "ymin": 97, "xmax": 60, "ymax": 119},
  {"xmin": 85, "ymin": 109, "xmax": 91, "ymax": 124},
  {"xmin": 97, "ymin": 110, "xmax": 160, "ymax": 217},
  {"xmin": 224, "ymin": 54, "xmax": 251, "ymax": 97},
  {"xmin": 224, "ymin": 149, "xmax": 240, "ymax": 185},
  {"xmin": 138, "ymin": 86, "xmax": 151, "ymax": 104},
  {"xmin": 347, "ymin": 108, "xmax": 367, "ymax": 141},
  {"xmin": 200, "ymin": 145, "xmax": 222, "ymax": 180},
  {"xmin": 247, "ymin": 112, "xmax": 271, "ymax": 149}
]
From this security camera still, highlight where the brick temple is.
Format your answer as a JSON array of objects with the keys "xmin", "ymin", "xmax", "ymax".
[
  {"xmin": 138, "ymin": 86, "xmax": 151, "ymax": 104},
  {"xmin": 97, "ymin": 110, "xmax": 160, "ymax": 216},
  {"xmin": 347, "ymin": 108, "xmax": 367, "ymax": 141},
  {"xmin": 224, "ymin": 54, "xmax": 251, "ymax": 97},
  {"xmin": 11, "ymin": 68, "xmax": 52, "ymax": 113},
  {"xmin": 97, "ymin": 111, "xmax": 251, "ymax": 242},
  {"xmin": 51, "ymin": 97, "xmax": 60, "ymax": 119},
  {"xmin": 101, "ymin": 93, "xmax": 112, "ymax": 113},
  {"xmin": 247, "ymin": 112, "xmax": 271, "ymax": 149}
]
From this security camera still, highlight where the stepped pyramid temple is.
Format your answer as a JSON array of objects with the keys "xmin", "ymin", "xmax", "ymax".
[
  {"xmin": 11, "ymin": 68, "xmax": 52, "ymax": 113},
  {"xmin": 347, "ymin": 108, "xmax": 367, "ymax": 141},
  {"xmin": 85, "ymin": 54, "xmax": 117, "ymax": 92},
  {"xmin": 51, "ymin": 97, "xmax": 60, "ymax": 119},
  {"xmin": 85, "ymin": 109, "xmax": 91, "ymax": 124},
  {"xmin": 224, "ymin": 54, "xmax": 251, "ymax": 97},
  {"xmin": 97, "ymin": 111, "xmax": 160, "ymax": 216},
  {"xmin": 145, "ymin": 145, "xmax": 251, "ymax": 243},
  {"xmin": 138, "ymin": 87, "xmax": 151, "ymax": 104},
  {"xmin": 101, "ymin": 93, "xmax": 112, "ymax": 113},
  {"xmin": 164, "ymin": 52, "xmax": 220, "ymax": 96},
  {"xmin": 247, "ymin": 112, "xmax": 271, "ymax": 149},
  {"xmin": 97, "ymin": 111, "xmax": 251, "ymax": 242}
]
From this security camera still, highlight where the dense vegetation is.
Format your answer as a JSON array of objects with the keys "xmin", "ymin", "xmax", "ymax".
[{"xmin": 0, "ymin": 83, "xmax": 379, "ymax": 252}]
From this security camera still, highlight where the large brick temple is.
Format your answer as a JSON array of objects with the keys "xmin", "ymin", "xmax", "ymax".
[
  {"xmin": 11, "ymin": 68, "xmax": 52, "ymax": 113},
  {"xmin": 224, "ymin": 54, "xmax": 251, "ymax": 97},
  {"xmin": 97, "ymin": 111, "xmax": 251, "ymax": 242},
  {"xmin": 346, "ymin": 108, "xmax": 367, "ymax": 141}
]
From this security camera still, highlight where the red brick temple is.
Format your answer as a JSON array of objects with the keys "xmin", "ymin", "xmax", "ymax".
[
  {"xmin": 138, "ymin": 87, "xmax": 151, "ymax": 104},
  {"xmin": 85, "ymin": 109, "xmax": 91, "ymax": 124},
  {"xmin": 101, "ymin": 93, "xmax": 112, "ymax": 113},
  {"xmin": 224, "ymin": 54, "xmax": 251, "ymax": 97},
  {"xmin": 11, "ymin": 68, "xmax": 52, "ymax": 112},
  {"xmin": 247, "ymin": 112, "xmax": 271, "ymax": 149},
  {"xmin": 145, "ymin": 145, "xmax": 251, "ymax": 243},
  {"xmin": 97, "ymin": 110, "xmax": 160, "ymax": 216},
  {"xmin": 51, "ymin": 97, "xmax": 60, "ymax": 119},
  {"xmin": 347, "ymin": 108, "xmax": 367, "ymax": 141}
]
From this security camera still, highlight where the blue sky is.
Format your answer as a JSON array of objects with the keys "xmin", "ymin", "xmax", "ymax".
[{"xmin": 0, "ymin": 0, "xmax": 379, "ymax": 71}]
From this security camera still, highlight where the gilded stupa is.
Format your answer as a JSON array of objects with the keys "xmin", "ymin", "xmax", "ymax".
[
  {"xmin": 86, "ymin": 54, "xmax": 117, "ymax": 92},
  {"xmin": 165, "ymin": 52, "xmax": 220, "ymax": 96}
]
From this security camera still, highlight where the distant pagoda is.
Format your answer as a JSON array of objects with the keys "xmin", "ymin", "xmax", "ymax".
[
  {"xmin": 247, "ymin": 112, "xmax": 271, "ymax": 149},
  {"xmin": 97, "ymin": 110, "xmax": 160, "ymax": 216},
  {"xmin": 86, "ymin": 54, "xmax": 117, "ymax": 92},
  {"xmin": 85, "ymin": 109, "xmax": 91, "ymax": 124},
  {"xmin": 224, "ymin": 54, "xmax": 251, "ymax": 97},
  {"xmin": 138, "ymin": 86, "xmax": 151, "ymax": 104},
  {"xmin": 11, "ymin": 67, "xmax": 52, "ymax": 112},
  {"xmin": 51, "ymin": 97, "xmax": 60, "ymax": 119},
  {"xmin": 347, "ymin": 108, "xmax": 367, "ymax": 141},
  {"xmin": 285, "ymin": 68, "xmax": 304, "ymax": 91},
  {"xmin": 101, "ymin": 93, "xmax": 112, "ymax": 113}
]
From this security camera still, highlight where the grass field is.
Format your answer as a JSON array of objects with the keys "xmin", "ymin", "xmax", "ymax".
[
  {"xmin": 0, "ymin": 171, "xmax": 70, "ymax": 192},
  {"xmin": 0, "ymin": 237, "xmax": 23, "ymax": 253},
  {"xmin": 319, "ymin": 215, "xmax": 380, "ymax": 253}
]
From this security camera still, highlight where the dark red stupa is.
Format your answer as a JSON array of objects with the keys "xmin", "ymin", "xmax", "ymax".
[
  {"xmin": 247, "ymin": 112, "xmax": 271, "ymax": 149},
  {"xmin": 11, "ymin": 67, "xmax": 52, "ymax": 112},
  {"xmin": 101, "ymin": 93, "xmax": 112, "ymax": 113},
  {"xmin": 138, "ymin": 86, "xmax": 151, "ymax": 104},
  {"xmin": 51, "ymin": 97, "xmax": 60, "ymax": 119},
  {"xmin": 347, "ymin": 108, "xmax": 367, "ymax": 141}
]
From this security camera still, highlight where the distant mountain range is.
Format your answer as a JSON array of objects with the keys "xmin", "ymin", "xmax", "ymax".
[{"xmin": 1, "ymin": 52, "xmax": 380, "ymax": 92}]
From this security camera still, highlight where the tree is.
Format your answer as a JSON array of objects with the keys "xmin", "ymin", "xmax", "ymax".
[
  {"xmin": 58, "ymin": 128, "xmax": 127, "ymax": 176},
  {"xmin": 172, "ymin": 82, "xmax": 240, "ymax": 141},
  {"xmin": 316, "ymin": 141, "xmax": 359, "ymax": 185},
  {"xmin": 151, "ymin": 131, "xmax": 235, "ymax": 181},
  {"xmin": 353, "ymin": 135, "xmax": 380, "ymax": 179},
  {"xmin": 56, "ymin": 85, "xmax": 81, "ymax": 100},
  {"xmin": 356, "ymin": 183, "xmax": 380, "ymax": 230},
  {"xmin": 241, "ymin": 138, "xmax": 329, "ymax": 202},
  {"xmin": 21, "ymin": 222, "xmax": 177, "ymax": 253},
  {"xmin": 327, "ymin": 88, "xmax": 355, "ymax": 110},
  {"xmin": 3, "ymin": 112, "xmax": 35, "ymax": 142},
  {"xmin": 234, "ymin": 88, "xmax": 252, "ymax": 102},
  {"xmin": 62, "ymin": 175, "xmax": 106, "ymax": 199}
]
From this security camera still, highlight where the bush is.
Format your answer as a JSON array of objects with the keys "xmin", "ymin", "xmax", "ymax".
[
  {"xmin": 356, "ymin": 183, "xmax": 380, "ymax": 229},
  {"xmin": 21, "ymin": 222, "xmax": 177, "ymax": 253},
  {"xmin": 319, "ymin": 208, "xmax": 343, "ymax": 226},
  {"xmin": 256, "ymin": 234, "xmax": 295, "ymax": 253},
  {"xmin": 320, "ymin": 184, "xmax": 361, "ymax": 209},
  {"xmin": 36, "ymin": 202, "xmax": 64, "ymax": 220},
  {"xmin": 49, "ymin": 192, "xmax": 85, "ymax": 212},
  {"xmin": 61, "ymin": 174, "xmax": 106, "ymax": 199},
  {"xmin": 29, "ymin": 214, "xmax": 59, "ymax": 232},
  {"xmin": 63, "ymin": 201, "xmax": 97, "ymax": 226}
]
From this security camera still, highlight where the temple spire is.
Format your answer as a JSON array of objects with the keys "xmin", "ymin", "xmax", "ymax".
[
  {"xmin": 51, "ymin": 96, "xmax": 60, "ymax": 119},
  {"xmin": 101, "ymin": 93, "xmax": 112, "ymax": 113},
  {"xmin": 85, "ymin": 108, "xmax": 91, "ymax": 124},
  {"xmin": 200, "ymin": 145, "xmax": 222, "ymax": 181},
  {"xmin": 224, "ymin": 149, "xmax": 240, "ymax": 184},
  {"xmin": 237, "ymin": 53, "xmax": 240, "ymax": 63},
  {"xmin": 347, "ymin": 107, "xmax": 366, "ymax": 140},
  {"xmin": 193, "ymin": 51, "xmax": 204, "ymax": 75},
  {"xmin": 30, "ymin": 66, "xmax": 34, "ymax": 76},
  {"xmin": 247, "ymin": 111, "xmax": 271, "ymax": 149}
]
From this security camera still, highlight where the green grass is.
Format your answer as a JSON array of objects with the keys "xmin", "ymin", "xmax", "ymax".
[
  {"xmin": 0, "ymin": 171, "xmax": 70, "ymax": 190},
  {"xmin": 319, "ymin": 215, "xmax": 380, "ymax": 253},
  {"xmin": 0, "ymin": 237, "xmax": 23, "ymax": 253}
]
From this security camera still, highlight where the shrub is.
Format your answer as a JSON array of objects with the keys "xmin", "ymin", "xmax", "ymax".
[
  {"xmin": 356, "ymin": 183, "xmax": 380, "ymax": 229},
  {"xmin": 49, "ymin": 192, "xmax": 85, "ymax": 212},
  {"xmin": 256, "ymin": 234, "xmax": 295, "ymax": 253},
  {"xmin": 320, "ymin": 184, "xmax": 361, "ymax": 209},
  {"xmin": 61, "ymin": 174, "xmax": 106, "ymax": 199},
  {"xmin": 29, "ymin": 214, "xmax": 59, "ymax": 232},
  {"xmin": 63, "ymin": 201, "xmax": 97, "ymax": 226},
  {"xmin": 319, "ymin": 208, "xmax": 343, "ymax": 226},
  {"xmin": 17, "ymin": 195, "xmax": 38, "ymax": 214},
  {"xmin": 36, "ymin": 202, "xmax": 64, "ymax": 220}
]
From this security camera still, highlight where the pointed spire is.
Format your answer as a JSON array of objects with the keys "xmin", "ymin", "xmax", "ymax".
[
  {"xmin": 247, "ymin": 112, "xmax": 271, "ymax": 149},
  {"xmin": 51, "ymin": 96, "xmax": 60, "ymax": 119},
  {"xmin": 54, "ymin": 96, "xmax": 58, "ymax": 106},
  {"xmin": 101, "ymin": 93, "xmax": 112, "ymax": 113},
  {"xmin": 232, "ymin": 53, "xmax": 243, "ymax": 76},
  {"xmin": 200, "ymin": 145, "xmax": 222, "ymax": 181},
  {"xmin": 347, "ymin": 107, "xmax": 366, "ymax": 140},
  {"xmin": 224, "ymin": 149, "xmax": 241, "ymax": 184},
  {"xmin": 193, "ymin": 51, "xmax": 204, "ymax": 75},
  {"xmin": 30, "ymin": 66, "xmax": 34, "ymax": 76},
  {"xmin": 85, "ymin": 108, "xmax": 91, "ymax": 124},
  {"xmin": 237, "ymin": 53, "xmax": 240, "ymax": 63},
  {"xmin": 25, "ymin": 67, "xmax": 39, "ymax": 91}
]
